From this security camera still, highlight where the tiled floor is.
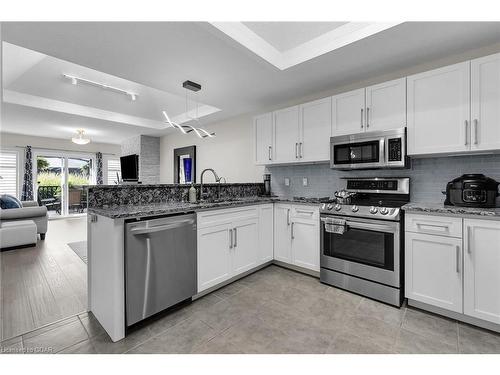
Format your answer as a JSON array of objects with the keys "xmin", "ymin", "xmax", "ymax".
[{"xmin": 2, "ymin": 265, "xmax": 500, "ymax": 354}]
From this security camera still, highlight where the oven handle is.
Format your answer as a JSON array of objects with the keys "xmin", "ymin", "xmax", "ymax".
[{"xmin": 321, "ymin": 217, "xmax": 397, "ymax": 233}]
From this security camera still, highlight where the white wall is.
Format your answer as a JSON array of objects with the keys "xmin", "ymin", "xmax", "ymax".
[{"xmin": 160, "ymin": 114, "xmax": 264, "ymax": 183}]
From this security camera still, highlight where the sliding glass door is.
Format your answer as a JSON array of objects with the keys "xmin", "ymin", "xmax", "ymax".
[{"xmin": 34, "ymin": 151, "xmax": 95, "ymax": 218}]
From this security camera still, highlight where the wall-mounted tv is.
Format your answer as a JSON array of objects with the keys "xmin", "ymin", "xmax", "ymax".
[{"xmin": 120, "ymin": 154, "xmax": 139, "ymax": 182}]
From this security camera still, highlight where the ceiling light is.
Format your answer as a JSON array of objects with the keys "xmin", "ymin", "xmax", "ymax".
[
  {"xmin": 71, "ymin": 129, "xmax": 91, "ymax": 145},
  {"xmin": 63, "ymin": 74, "xmax": 138, "ymax": 102}
]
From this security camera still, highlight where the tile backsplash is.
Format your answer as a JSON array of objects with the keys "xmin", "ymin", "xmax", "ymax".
[{"xmin": 266, "ymin": 154, "xmax": 500, "ymax": 203}]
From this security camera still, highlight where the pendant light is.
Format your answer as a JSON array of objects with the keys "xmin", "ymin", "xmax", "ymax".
[{"xmin": 72, "ymin": 129, "xmax": 91, "ymax": 145}]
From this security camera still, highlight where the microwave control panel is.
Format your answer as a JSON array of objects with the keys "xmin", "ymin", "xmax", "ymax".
[{"xmin": 388, "ymin": 138, "xmax": 402, "ymax": 162}]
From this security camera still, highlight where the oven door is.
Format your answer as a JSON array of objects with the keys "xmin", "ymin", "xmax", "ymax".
[{"xmin": 320, "ymin": 215, "xmax": 400, "ymax": 287}]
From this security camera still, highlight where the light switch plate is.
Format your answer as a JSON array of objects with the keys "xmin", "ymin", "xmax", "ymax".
[
  {"xmin": 284, "ymin": 177, "xmax": 290, "ymax": 186},
  {"xmin": 302, "ymin": 178, "xmax": 308, "ymax": 187}
]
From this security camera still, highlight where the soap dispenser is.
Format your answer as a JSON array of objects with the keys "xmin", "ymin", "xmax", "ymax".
[{"xmin": 188, "ymin": 184, "xmax": 197, "ymax": 203}]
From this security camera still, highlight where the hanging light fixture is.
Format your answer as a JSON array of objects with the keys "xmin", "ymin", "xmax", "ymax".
[
  {"xmin": 162, "ymin": 80, "xmax": 215, "ymax": 139},
  {"xmin": 72, "ymin": 129, "xmax": 91, "ymax": 145}
]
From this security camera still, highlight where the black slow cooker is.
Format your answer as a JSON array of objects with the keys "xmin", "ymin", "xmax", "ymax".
[{"xmin": 444, "ymin": 174, "xmax": 499, "ymax": 208}]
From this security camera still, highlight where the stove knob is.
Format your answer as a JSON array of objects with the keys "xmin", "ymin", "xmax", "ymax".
[
  {"xmin": 369, "ymin": 206, "xmax": 378, "ymax": 214},
  {"xmin": 389, "ymin": 208, "xmax": 397, "ymax": 216},
  {"xmin": 321, "ymin": 203, "xmax": 327, "ymax": 210},
  {"xmin": 351, "ymin": 205, "xmax": 359, "ymax": 212},
  {"xmin": 334, "ymin": 204, "xmax": 342, "ymax": 211},
  {"xmin": 380, "ymin": 207, "xmax": 389, "ymax": 215},
  {"xmin": 326, "ymin": 204, "xmax": 333, "ymax": 210}
]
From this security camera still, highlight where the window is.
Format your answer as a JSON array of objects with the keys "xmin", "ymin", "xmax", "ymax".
[
  {"xmin": 107, "ymin": 158, "xmax": 121, "ymax": 185},
  {"xmin": 0, "ymin": 150, "xmax": 19, "ymax": 197}
]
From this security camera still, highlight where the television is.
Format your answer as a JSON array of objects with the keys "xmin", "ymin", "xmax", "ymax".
[{"xmin": 120, "ymin": 154, "xmax": 139, "ymax": 182}]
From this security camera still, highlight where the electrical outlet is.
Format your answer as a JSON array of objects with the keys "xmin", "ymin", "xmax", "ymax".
[
  {"xmin": 302, "ymin": 178, "xmax": 308, "ymax": 187},
  {"xmin": 284, "ymin": 177, "xmax": 290, "ymax": 186}
]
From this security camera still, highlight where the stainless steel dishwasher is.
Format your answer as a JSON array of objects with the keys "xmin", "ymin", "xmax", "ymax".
[{"xmin": 125, "ymin": 213, "xmax": 197, "ymax": 327}]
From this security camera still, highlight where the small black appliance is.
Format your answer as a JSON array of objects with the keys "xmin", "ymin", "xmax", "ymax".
[
  {"xmin": 263, "ymin": 174, "xmax": 271, "ymax": 196},
  {"xmin": 444, "ymin": 174, "xmax": 499, "ymax": 208}
]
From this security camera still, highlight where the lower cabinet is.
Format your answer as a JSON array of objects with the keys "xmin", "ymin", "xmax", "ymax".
[
  {"xmin": 258, "ymin": 204, "xmax": 274, "ymax": 263},
  {"xmin": 273, "ymin": 204, "xmax": 292, "ymax": 263},
  {"xmin": 232, "ymin": 217, "xmax": 259, "ymax": 275}
]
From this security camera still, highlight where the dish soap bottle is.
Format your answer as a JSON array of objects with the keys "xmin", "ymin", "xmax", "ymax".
[{"xmin": 188, "ymin": 184, "xmax": 197, "ymax": 203}]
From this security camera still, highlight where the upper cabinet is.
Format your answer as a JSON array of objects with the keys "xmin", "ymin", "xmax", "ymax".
[
  {"xmin": 407, "ymin": 62, "xmax": 470, "ymax": 155},
  {"xmin": 471, "ymin": 53, "xmax": 500, "ymax": 151},
  {"xmin": 299, "ymin": 97, "xmax": 332, "ymax": 162},
  {"xmin": 332, "ymin": 88, "xmax": 365, "ymax": 136},
  {"xmin": 365, "ymin": 78, "xmax": 407, "ymax": 132},
  {"xmin": 254, "ymin": 113, "xmax": 273, "ymax": 164},
  {"xmin": 273, "ymin": 106, "xmax": 300, "ymax": 163}
]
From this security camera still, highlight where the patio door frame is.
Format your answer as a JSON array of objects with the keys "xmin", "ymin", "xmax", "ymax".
[{"xmin": 32, "ymin": 149, "xmax": 96, "ymax": 218}]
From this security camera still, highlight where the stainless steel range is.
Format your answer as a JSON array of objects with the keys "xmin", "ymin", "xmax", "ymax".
[{"xmin": 320, "ymin": 177, "xmax": 410, "ymax": 307}]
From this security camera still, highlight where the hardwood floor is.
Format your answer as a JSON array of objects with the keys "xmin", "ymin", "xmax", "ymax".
[{"xmin": 0, "ymin": 217, "xmax": 87, "ymax": 341}]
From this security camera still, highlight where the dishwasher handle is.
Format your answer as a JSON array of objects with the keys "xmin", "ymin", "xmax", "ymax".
[{"xmin": 131, "ymin": 219, "xmax": 195, "ymax": 235}]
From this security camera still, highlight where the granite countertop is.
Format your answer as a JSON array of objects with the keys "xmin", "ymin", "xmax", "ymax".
[
  {"xmin": 88, "ymin": 196, "xmax": 324, "ymax": 219},
  {"xmin": 402, "ymin": 202, "xmax": 500, "ymax": 218}
]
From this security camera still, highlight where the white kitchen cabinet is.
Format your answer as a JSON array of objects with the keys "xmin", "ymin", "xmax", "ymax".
[
  {"xmin": 273, "ymin": 106, "xmax": 300, "ymax": 163},
  {"xmin": 258, "ymin": 204, "xmax": 274, "ymax": 264},
  {"xmin": 254, "ymin": 113, "xmax": 273, "ymax": 164},
  {"xmin": 332, "ymin": 88, "xmax": 366, "ymax": 136},
  {"xmin": 231, "ymin": 217, "xmax": 259, "ymax": 275},
  {"xmin": 197, "ymin": 223, "xmax": 233, "ymax": 292},
  {"xmin": 299, "ymin": 97, "xmax": 332, "ymax": 162},
  {"xmin": 405, "ymin": 231, "xmax": 463, "ymax": 313},
  {"xmin": 291, "ymin": 218, "xmax": 320, "ymax": 272},
  {"xmin": 464, "ymin": 219, "xmax": 500, "ymax": 324},
  {"xmin": 365, "ymin": 78, "xmax": 406, "ymax": 131},
  {"xmin": 407, "ymin": 61, "xmax": 470, "ymax": 155},
  {"xmin": 274, "ymin": 204, "xmax": 292, "ymax": 263},
  {"xmin": 471, "ymin": 53, "xmax": 500, "ymax": 152}
]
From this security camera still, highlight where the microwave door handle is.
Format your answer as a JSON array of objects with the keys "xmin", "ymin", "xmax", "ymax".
[{"xmin": 380, "ymin": 138, "xmax": 386, "ymax": 166}]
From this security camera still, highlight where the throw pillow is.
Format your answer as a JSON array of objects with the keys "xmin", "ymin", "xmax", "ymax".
[{"xmin": 0, "ymin": 194, "xmax": 23, "ymax": 209}]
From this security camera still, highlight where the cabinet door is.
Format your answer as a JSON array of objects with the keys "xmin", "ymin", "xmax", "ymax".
[
  {"xmin": 405, "ymin": 232, "xmax": 463, "ymax": 313},
  {"xmin": 464, "ymin": 219, "xmax": 500, "ymax": 324},
  {"xmin": 407, "ymin": 61, "xmax": 470, "ymax": 155},
  {"xmin": 273, "ymin": 106, "xmax": 300, "ymax": 163},
  {"xmin": 258, "ymin": 204, "xmax": 274, "ymax": 264},
  {"xmin": 273, "ymin": 204, "xmax": 292, "ymax": 263},
  {"xmin": 254, "ymin": 113, "xmax": 273, "ymax": 164},
  {"xmin": 197, "ymin": 224, "xmax": 232, "ymax": 292},
  {"xmin": 331, "ymin": 88, "xmax": 365, "ymax": 136},
  {"xmin": 299, "ymin": 97, "xmax": 332, "ymax": 162},
  {"xmin": 365, "ymin": 78, "xmax": 406, "ymax": 132},
  {"xmin": 231, "ymin": 217, "xmax": 259, "ymax": 275},
  {"xmin": 471, "ymin": 53, "xmax": 500, "ymax": 151},
  {"xmin": 291, "ymin": 218, "xmax": 320, "ymax": 272}
]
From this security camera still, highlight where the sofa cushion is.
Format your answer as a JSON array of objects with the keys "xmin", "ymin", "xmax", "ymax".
[{"xmin": 0, "ymin": 194, "xmax": 22, "ymax": 209}]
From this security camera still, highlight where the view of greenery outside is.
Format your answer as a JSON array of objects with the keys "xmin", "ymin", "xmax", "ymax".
[{"xmin": 37, "ymin": 157, "xmax": 92, "ymax": 188}]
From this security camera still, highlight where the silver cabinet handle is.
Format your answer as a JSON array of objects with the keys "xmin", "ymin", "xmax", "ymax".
[
  {"xmin": 456, "ymin": 245, "xmax": 460, "ymax": 273},
  {"xmin": 291, "ymin": 222, "xmax": 295, "ymax": 239},
  {"xmin": 360, "ymin": 108, "xmax": 364, "ymax": 129},
  {"xmin": 233, "ymin": 227, "xmax": 237, "ymax": 248},
  {"xmin": 229, "ymin": 228, "xmax": 233, "ymax": 249},
  {"xmin": 366, "ymin": 107, "xmax": 370, "ymax": 128},
  {"xmin": 287, "ymin": 209, "xmax": 290, "ymax": 226},
  {"xmin": 467, "ymin": 226, "xmax": 472, "ymax": 254},
  {"xmin": 299, "ymin": 142, "xmax": 303, "ymax": 158},
  {"xmin": 465, "ymin": 120, "xmax": 469, "ymax": 145},
  {"xmin": 268, "ymin": 146, "xmax": 272, "ymax": 160},
  {"xmin": 473, "ymin": 119, "xmax": 478, "ymax": 145},
  {"xmin": 295, "ymin": 143, "xmax": 299, "ymax": 159}
]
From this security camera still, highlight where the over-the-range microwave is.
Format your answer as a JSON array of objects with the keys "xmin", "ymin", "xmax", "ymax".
[{"xmin": 330, "ymin": 128, "xmax": 409, "ymax": 170}]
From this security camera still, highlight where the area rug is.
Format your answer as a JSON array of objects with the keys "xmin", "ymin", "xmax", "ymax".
[{"xmin": 67, "ymin": 241, "xmax": 88, "ymax": 264}]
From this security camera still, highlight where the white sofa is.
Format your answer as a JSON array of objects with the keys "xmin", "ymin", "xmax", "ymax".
[
  {"xmin": 0, "ymin": 201, "xmax": 48, "ymax": 239},
  {"xmin": 0, "ymin": 220, "xmax": 37, "ymax": 249}
]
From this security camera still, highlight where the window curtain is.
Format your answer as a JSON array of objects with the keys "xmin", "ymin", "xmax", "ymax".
[
  {"xmin": 96, "ymin": 152, "xmax": 103, "ymax": 184},
  {"xmin": 21, "ymin": 145, "xmax": 34, "ymax": 201}
]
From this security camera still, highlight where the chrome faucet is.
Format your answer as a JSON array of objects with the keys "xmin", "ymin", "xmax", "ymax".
[{"xmin": 200, "ymin": 168, "xmax": 222, "ymax": 200}]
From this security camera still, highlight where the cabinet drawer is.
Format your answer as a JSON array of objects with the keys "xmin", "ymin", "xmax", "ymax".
[
  {"xmin": 291, "ymin": 205, "xmax": 319, "ymax": 221},
  {"xmin": 197, "ymin": 205, "xmax": 258, "ymax": 228},
  {"xmin": 406, "ymin": 213, "xmax": 462, "ymax": 238}
]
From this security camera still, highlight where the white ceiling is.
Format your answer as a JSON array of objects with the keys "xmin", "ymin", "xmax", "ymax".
[{"xmin": 2, "ymin": 22, "xmax": 500, "ymax": 144}]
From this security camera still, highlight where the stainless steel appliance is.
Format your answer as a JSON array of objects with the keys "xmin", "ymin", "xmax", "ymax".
[
  {"xmin": 320, "ymin": 177, "xmax": 410, "ymax": 306},
  {"xmin": 443, "ymin": 174, "xmax": 499, "ymax": 208},
  {"xmin": 125, "ymin": 213, "xmax": 197, "ymax": 326},
  {"xmin": 330, "ymin": 128, "xmax": 408, "ymax": 170}
]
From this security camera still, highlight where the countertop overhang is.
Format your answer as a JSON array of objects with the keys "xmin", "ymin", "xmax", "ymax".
[{"xmin": 402, "ymin": 202, "xmax": 500, "ymax": 218}]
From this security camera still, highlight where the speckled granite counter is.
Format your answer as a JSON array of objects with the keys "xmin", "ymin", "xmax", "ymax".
[
  {"xmin": 402, "ymin": 202, "xmax": 500, "ymax": 218},
  {"xmin": 88, "ymin": 196, "xmax": 323, "ymax": 219}
]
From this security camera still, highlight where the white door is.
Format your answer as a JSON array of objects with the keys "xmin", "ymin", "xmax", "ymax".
[
  {"xmin": 273, "ymin": 106, "xmax": 300, "ymax": 163},
  {"xmin": 407, "ymin": 61, "xmax": 470, "ymax": 155},
  {"xmin": 299, "ymin": 97, "xmax": 332, "ymax": 162},
  {"xmin": 291, "ymin": 219, "xmax": 320, "ymax": 272},
  {"xmin": 464, "ymin": 219, "xmax": 500, "ymax": 324},
  {"xmin": 254, "ymin": 113, "xmax": 273, "ymax": 164},
  {"xmin": 274, "ymin": 204, "xmax": 292, "ymax": 263},
  {"xmin": 365, "ymin": 78, "xmax": 406, "ymax": 132},
  {"xmin": 231, "ymin": 217, "xmax": 259, "ymax": 275},
  {"xmin": 471, "ymin": 53, "xmax": 500, "ymax": 151},
  {"xmin": 331, "ymin": 88, "xmax": 365, "ymax": 136},
  {"xmin": 197, "ymin": 223, "xmax": 232, "ymax": 292},
  {"xmin": 258, "ymin": 204, "xmax": 274, "ymax": 264},
  {"xmin": 405, "ymin": 232, "xmax": 463, "ymax": 313}
]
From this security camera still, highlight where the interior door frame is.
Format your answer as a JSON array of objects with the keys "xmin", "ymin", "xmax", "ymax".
[{"xmin": 32, "ymin": 149, "xmax": 96, "ymax": 217}]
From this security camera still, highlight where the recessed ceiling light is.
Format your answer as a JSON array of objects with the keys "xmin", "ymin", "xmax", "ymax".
[{"xmin": 71, "ymin": 129, "xmax": 91, "ymax": 145}]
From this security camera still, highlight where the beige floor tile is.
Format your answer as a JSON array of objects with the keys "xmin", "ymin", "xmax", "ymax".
[
  {"xmin": 458, "ymin": 323, "xmax": 500, "ymax": 354},
  {"xmin": 402, "ymin": 308, "xmax": 458, "ymax": 346},
  {"xmin": 394, "ymin": 328, "xmax": 458, "ymax": 354}
]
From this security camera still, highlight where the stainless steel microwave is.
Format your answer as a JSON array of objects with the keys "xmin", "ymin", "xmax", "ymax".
[{"xmin": 330, "ymin": 128, "xmax": 409, "ymax": 170}]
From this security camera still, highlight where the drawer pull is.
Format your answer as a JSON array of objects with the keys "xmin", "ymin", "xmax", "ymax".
[{"xmin": 416, "ymin": 223, "xmax": 450, "ymax": 232}]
